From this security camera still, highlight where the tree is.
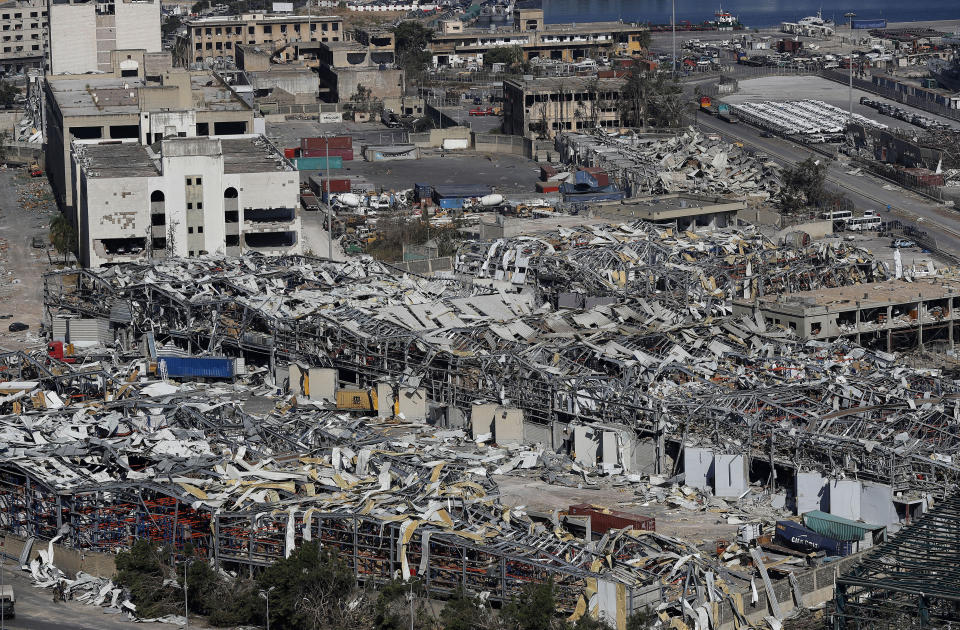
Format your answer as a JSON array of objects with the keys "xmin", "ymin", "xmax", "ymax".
[
  {"xmin": 618, "ymin": 70, "xmax": 683, "ymax": 130},
  {"xmin": 393, "ymin": 21, "xmax": 433, "ymax": 79},
  {"xmin": 49, "ymin": 213, "xmax": 77, "ymax": 263},
  {"xmin": 484, "ymin": 45, "xmax": 524, "ymax": 68},
  {"xmin": 162, "ymin": 14, "xmax": 183, "ymax": 38},
  {"xmin": 0, "ymin": 81, "xmax": 18, "ymax": 109},
  {"xmin": 502, "ymin": 579, "xmax": 560, "ymax": 630},
  {"xmin": 778, "ymin": 156, "xmax": 828, "ymax": 214}
]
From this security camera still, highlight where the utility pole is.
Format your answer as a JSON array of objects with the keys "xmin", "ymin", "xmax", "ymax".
[
  {"xmin": 184, "ymin": 559, "xmax": 189, "ymax": 630},
  {"xmin": 672, "ymin": 0, "xmax": 677, "ymax": 77},
  {"xmin": 325, "ymin": 133, "xmax": 333, "ymax": 260},
  {"xmin": 848, "ymin": 51, "xmax": 854, "ymax": 121}
]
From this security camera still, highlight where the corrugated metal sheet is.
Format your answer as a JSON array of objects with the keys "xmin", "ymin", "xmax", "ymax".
[
  {"xmin": 802, "ymin": 510, "xmax": 884, "ymax": 541},
  {"xmin": 51, "ymin": 318, "xmax": 111, "ymax": 344},
  {"xmin": 110, "ymin": 301, "xmax": 132, "ymax": 323}
]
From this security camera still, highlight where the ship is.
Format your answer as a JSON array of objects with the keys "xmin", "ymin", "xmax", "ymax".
[
  {"xmin": 708, "ymin": 5, "xmax": 742, "ymax": 30},
  {"xmin": 928, "ymin": 58, "xmax": 960, "ymax": 93},
  {"xmin": 797, "ymin": 8, "xmax": 834, "ymax": 28}
]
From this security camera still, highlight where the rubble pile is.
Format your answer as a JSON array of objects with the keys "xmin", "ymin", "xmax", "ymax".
[
  {"xmin": 455, "ymin": 221, "xmax": 885, "ymax": 309},
  {"xmin": 555, "ymin": 129, "xmax": 782, "ymax": 199}
]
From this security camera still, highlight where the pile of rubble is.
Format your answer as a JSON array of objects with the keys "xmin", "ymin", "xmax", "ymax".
[
  {"xmin": 555, "ymin": 129, "xmax": 782, "ymax": 199},
  {"xmin": 455, "ymin": 221, "xmax": 885, "ymax": 310}
]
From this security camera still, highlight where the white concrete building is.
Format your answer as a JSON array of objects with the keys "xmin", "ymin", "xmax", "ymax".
[
  {"xmin": 71, "ymin": 135, "xmax": 301, "ymax": 267},
  {"xmin": 48, "ymin": 0, "xmax": 161, "ymax": 74}
]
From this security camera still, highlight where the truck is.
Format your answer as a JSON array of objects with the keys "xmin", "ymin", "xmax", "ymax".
[
  {"xmin": 0, "ymin": 584, "xmax": 14, "ymax": 619},
  {"xmin": 717, "ymin": 103, "xmax": 738, "ymax": 123},
  {"xmin": 775, "ymin": 520, "xmax": 854, "ymax": 556}
]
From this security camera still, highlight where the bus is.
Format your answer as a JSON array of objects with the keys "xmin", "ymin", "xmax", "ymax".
[
  {"xmin": 819, "ymin": 210, "xmax": 853, "ymax": 221},
  {"xmin": 843, "ymin": 215, "xmax": 882, "ymax": 231}
]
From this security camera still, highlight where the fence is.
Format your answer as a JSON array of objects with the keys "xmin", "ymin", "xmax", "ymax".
[{"xmin": 474, "ymin": 133, "xmax": 527, "ymax": 155}]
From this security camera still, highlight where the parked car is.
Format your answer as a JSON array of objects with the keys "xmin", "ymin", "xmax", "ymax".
[
  {"xmin": 892, "ymin": 239, "xmax": 916, "ymax": 248},
  {"xmin": 31, "ymin": 236, "xmax": 46, "ymax": 248},
  {"xmin": 8, "ymin": 322, "xmax": 28, "ymax": 332},
  {"xmin": 0, "ymin": 585, "xmax": 13, "ymax": 619},
  {"xmin": 468, "ymin": 108, "xmax": 487, "ymax": 116}
]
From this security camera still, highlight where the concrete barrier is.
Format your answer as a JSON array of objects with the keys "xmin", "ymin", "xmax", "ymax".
[{"xmin": 2, "ymin": 533, "xmax": 116, "ymax": 579}]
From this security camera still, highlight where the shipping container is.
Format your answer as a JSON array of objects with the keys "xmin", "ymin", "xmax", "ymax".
[
  {"xmin": 567, "ymin": 504, "xmax": 655, "ymax": 536},
  {"xmin": 301, "ymin": 136, "xmax": 352, "ymax": 150},
  {"xmin": 301, "ymin": 148, "xmax": 354, "ymax": 161},
  {"xmin": 535, "ymin": 181, "xmax": 560, "ymax": 193},
  {"xmin": 802, "ymin": 510, "xmax": 886, "ymax": 543},
  {"xmin": 295, "ymin": 156, "xmax": 343, "ymax": 170},
  {"xmin": 540, "ymin": 164, "xmax": 558, "ymax": 180},
  {"xmin": 310, "ymin": 178, "xmax": 352, "ymax": 194},
  {"xmin": 284, "ymin": 148, "xmax": 298, "ymax": 159},
  {"xmin": 158, "ymin": 356, "xmax": 235, "ymax": 379},
  {"xmin": 775, "ymin": 520, "xmax": 854, "ymax": 556}
]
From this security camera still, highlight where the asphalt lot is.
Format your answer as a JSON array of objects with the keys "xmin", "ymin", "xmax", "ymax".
[
  {"xmin": 0, "ymin": 561, "xmax": 179, "ymax": 630},
  {"xmin": 325, "ymin": 152, "xmax": 541, "ymax": 194},
  {"xmin": 0, "ymin": 168, "xmax": 57, "ymax": 351}
]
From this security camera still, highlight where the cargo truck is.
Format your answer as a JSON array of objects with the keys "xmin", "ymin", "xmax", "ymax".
[{"xmin": 717, "ymin": 103, "xmax": 738, "ymax": 123}]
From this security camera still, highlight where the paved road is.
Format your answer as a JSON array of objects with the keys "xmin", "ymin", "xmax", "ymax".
[
  {"xmin": 694, "ymin": 114, "xmax": 960, "ymax": 256},
  {"xmin": 0, "ymin": 560, "xmax": 178, "ymax": 630}
]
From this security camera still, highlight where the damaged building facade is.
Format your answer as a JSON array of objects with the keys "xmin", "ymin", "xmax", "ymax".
[{"xmin": 72, "ymin": 135, "xmax": 302, "ymax": 266}]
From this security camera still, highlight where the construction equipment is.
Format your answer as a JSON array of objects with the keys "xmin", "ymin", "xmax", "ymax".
[{"xmin": 29, "ymin": 163, "xmax": 43, "ymax": 178}]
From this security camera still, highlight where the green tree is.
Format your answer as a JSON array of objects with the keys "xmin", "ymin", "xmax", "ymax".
[
  {"xmin": 258, "ymin": 541, "xmax": 356, "ymax": 630},
  {"xmin": 0, "ymin": 81, "xmax": 18, "ymax": 109},
  {"xmin": 502, "ymin": 579, "xmax": 558, "ymax": 630},
  {"xmin": 393, "ymin": 21, "xmax": 434, "ymax": 79},
  {"xmin": 619, "ymin": 70, "xmax": 683, "ymax": 130},
  {"xmin": 162, "ymin": 14, "xmax": 183, "ymax": 38},
  {"xmin": 49, "ymin": 213, "xmax": 77, "ymax": 263},
  {"xmin": 484, "ymin": 45, "xmax": 524, "ymax": 68},
  {"xmin": 778, "ymin": 156, "xmax": 828, "ymax": 214}
]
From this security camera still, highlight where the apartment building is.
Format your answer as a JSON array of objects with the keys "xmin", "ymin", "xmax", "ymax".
[
  {"xmin": 429, "ymin": 9, "xmax": 649, "ymax": 67},
  {"xmin": 0, "ymin": 0, "xmax": 46, "ymax": 75},
  {"xmin": 44, "ymin": 50, "xmax": 255, "ymax": 212},
  {"xmin": 72, "ymin": 135, "xmax": 302, "ymax": 267},
  {"xmin": 502, "ymin": 76, "xmax": 624, "ymax": 138},
  {"xmin": 173, "ymin": 12, "xmax": 344, "ymax": 69},
  {"xmin": 48, "ymin": 0, "xmax": 161, "ymax": 74}
]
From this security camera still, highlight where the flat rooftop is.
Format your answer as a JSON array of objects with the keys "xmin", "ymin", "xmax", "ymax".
[
  {"xmin": 73, "ymin": 135, "xmax": 293, "ymax": 178},
  {"xmin": 593, "ymin": 195, "xmax": 745, "ymax": 220},
  {"xmin": 436, "ymin": 21, "xmax": 644, "ymax": 38},
  {"xmin": 745, "ymin": 278, "xmax": 960, "ymax": 313},
  {"xmin": 49, "ymin": 73, "xmax": 249, "ymax": 117},
  {"xmin": 185, "ymin": 13, "xmax": 339, "ymax": 25},
  {"xmin": 504, "ymin": 76, "xmax": 624, "ymax": 92}
]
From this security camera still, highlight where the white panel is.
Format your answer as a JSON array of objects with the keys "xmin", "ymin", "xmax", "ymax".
[
  {"xmin": 829, "ymin": 479, "xmax": 862, "ymax": 521},
  {"xmin": 683, "ymin": 447, "xmax": 714, "ymax": 491},
  {"xmin": 470, "ymin": 403, "xmax": 497, "ymax": 440},
  {"xmin": 714, "ymin": 453, "xmax": 748, "ymax": 498},
  {"xmin": 573, "ymin": 425, "xmax": 597, "ymax": 467},
  {"xmin": 796, "ymin": 472, "xmax": 826, "ymax": 515},
  {"xmin": 494, "ymin": 407, "xmax": 523, "ymax": 445},
  {"xmin": 860, "ymin": 481, "xmax": 898, "ymax": 526}
]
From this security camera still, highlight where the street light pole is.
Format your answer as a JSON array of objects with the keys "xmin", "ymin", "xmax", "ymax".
[
  {"xmin": 325, "ymin": 134, "xmax": 332, "ymax": 261},
  {"xmin": 260, "ymin": 587, "xmax": 275, "ymax": 630},
  {"xmin": 671, "ymin": 0, "xmax": 677, "ymax": 77},
  {"xmin": 184, "ymin": 560, "xmax": 189, "ymax": 630}
]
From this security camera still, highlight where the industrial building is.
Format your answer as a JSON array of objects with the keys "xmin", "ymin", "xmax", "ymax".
[
  {"xmin": 733, "ymin": 278, "xmax": 960, "ymax": 350},
  {"xmin": 429, "ymin": 8, "xmax": 649, "ymax": 67},
  {"xmin": 0, "ymin": 0, "xmax": 46, "ymax": 75},
  {"xmin": 502, "ymin": 76, "xmax": 624, "ymax": 138},
  {"xmin": 590, "ymin": 193, "xmax": 745, "ymax": 228},
  {"xmin": 173, "ymin": 12, "xmax": 344, "ymax": 69},
  {"xmin": 43, "ymin": 52, "xmax": 256, "ymax": 213},
  {"xmin": 47, "ymin": 0, "xmax": 161, "ymax": 74},
  {"xmin": 71, "ymin": 135, "xmax": 301, "ymax": 267}
]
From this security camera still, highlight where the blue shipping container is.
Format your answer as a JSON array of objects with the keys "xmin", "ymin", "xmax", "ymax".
[
  {"xmin": 295, "ymin": 156, "xmax": 343, "ymax": 171},
  {"xmin": 775, "ymin": 520, "xmax": 854, "ymax": 556},
  {"xmin": 851, "ymin": 19, "xmax": 887, "ymax": 29},
  {"xmin": 158, "ymin": 356, "xmax": 235, "ymax": 379}
]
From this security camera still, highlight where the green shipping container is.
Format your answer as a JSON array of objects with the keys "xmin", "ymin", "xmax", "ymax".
[
  {"xmin": 295, "ymin": 156, "xmax": 343, "ymax": 170},
  {"xmin": 802, "ymin": 510, "xmax": 885, "ymax": 542}
]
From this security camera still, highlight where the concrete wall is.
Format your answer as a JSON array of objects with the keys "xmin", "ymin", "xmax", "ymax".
[
  {"xmin": 773, "ymin": 220, "xmax": 834, "ymax": 242},
  {"xmin": 473, "ymin": 132, "xmax": 526, "ymax": 155},
  {"xmin": 2, "ymin": 533, "xmax": 116, "ymax": 579},
  {"xmin": 49, "ymin": 4, "xmax": 97, "ymax": 74},
  {"xmin": 115, "ymin": 0, "xmax": 162, "ymax": 57}
]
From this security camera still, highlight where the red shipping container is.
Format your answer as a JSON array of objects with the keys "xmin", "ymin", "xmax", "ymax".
[
  {"xmin": 536, "ymin": 181, "xmax": 560, "ymax": 193},
  {"xmin": 567, "ymin": 504, "xmax": 655, "ymax": 536},
  {"xmin": 284, "ymin": 148, "xmax": 298, "ymax": 159},
  {"xmin": 301, "ymin": 136, "xmax": 353, "ymax": 150},
  {"xmin": 540, "ymin": 164, "xmax": 558, "ymax": 180},
  {"xmin": 320, "ymin": 178, "xmax": 351, "ymax": 193},
  {"xmin": 579, "ymin": 166, "xmax": 610, "ymax": 187},
  {"xmin": 301, "ymin": 148, "xmax": 354, "ymax": 161}
]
